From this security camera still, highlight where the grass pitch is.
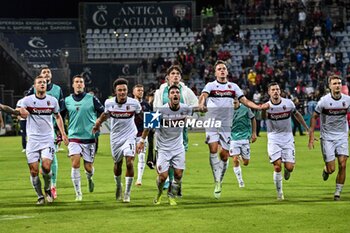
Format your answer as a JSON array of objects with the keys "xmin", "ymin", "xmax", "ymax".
[{"xmin": 0, "ymin": 132, "xmax": 349, "ymax": 233}]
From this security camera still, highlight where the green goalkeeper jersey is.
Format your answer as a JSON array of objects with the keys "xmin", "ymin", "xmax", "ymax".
[
  {"xmin": 231, "ymin": 104, "xmax": 255, "ymax": 141},
  {"xmin": 65, "ymin": 93, "xmax": 97, "ymax": 141}
]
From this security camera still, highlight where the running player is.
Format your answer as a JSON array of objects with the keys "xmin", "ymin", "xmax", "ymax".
[
  {"xmin": 262, "ymin": 82, "xmax": 309, "ymax": 200},
  {"xmin": 19, "ymin": 75, "xmax": 68, "ymax": 204},
  {"xmin": 27, "ymin": 67, "xmax": 65, "ymax": 199},
  {"xmin": 198, "ymin": 60, "xmax": 268, "ymax": 199},
  {"xmin": 308, "ymin": 75, "xmax": 350, "ymax": 201},
  {"xmin": 65, "ymin": 75, "xmax": 104, "ymax": 201},
  {"xmin": 230, "ymin": 97, "xmax": 257, "ymax": 188}
]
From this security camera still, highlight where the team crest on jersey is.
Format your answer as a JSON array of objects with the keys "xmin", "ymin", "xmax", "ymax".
[
  {"xmin": 343, "ymin": 101, "xmax": 346, "ymax": 107},
  {"xmin": 76, "ymin": 107, "xmax": 80, "ymax": 111},
  {"xmin": 330, "ymin": 103, "xmax": 332, "ymax": 106},
  {"xmin": 158, "ymin": 165, "xmax": 162, "ymax": 171},
  {"xmin": 283, "ymin": 105, "xmax": 286, "ymax": 110},
  {"xmin": 47, "ymin": 101, "xmax": 51, "ymax": 106},
  {"xmin": 33, "ymin": 101, "xmax": 36, "ymax": 105},
  {"xmin": 228, "ymin": 84, "xmax": 232, "ymax": 89},
  {"xmin": 126, "ymin": 105, "xmax": 130, "ymax": 111}
]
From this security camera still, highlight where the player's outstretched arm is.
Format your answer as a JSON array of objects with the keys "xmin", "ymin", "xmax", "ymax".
[
  {"xmin": 0, "ymin": 104, "xmax": 20, "ymax": 116},
  {"xmin": 239, "ymin": 96, "xmax": 269, "ymax": 110}
]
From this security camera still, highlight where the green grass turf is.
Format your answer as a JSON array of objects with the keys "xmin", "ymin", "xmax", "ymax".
[{"xmin": 0, "ymin": 132, "xmax": 349, "ymax": 233}]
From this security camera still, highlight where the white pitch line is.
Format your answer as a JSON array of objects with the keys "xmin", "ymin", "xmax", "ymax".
[{"xmin": 0, "ymin": 215, "xmax": 33, "ymax": 221}]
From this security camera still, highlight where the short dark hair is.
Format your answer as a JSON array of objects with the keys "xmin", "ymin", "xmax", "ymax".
[
  {"xmin": 166, "ymin": 65, "xmax": 182, "ymax": 75},
  {"xmin": 72, "ymin": 75, "xmax": 84, "ymax": 83},
  {"xmin": 113, "ymin": 78, "xmax": 128, "ymax": 90},
  {"xmin": 168, "ymin": 85, "xmax": 180, "ymax": 94},
  {"xmin": 268, "ymin": 82, "xmax": 279, "ymax": 90},
  {"xmin": 132, "ymin": 84, "xmax": 144, "ymax": 91},
  {"xmin": 40, "ymin": 66, "xmax": 50, "ymax": 73},
  {"xmin": 214, "ymin": 60, "xmax": 227, "ymax": 70}
]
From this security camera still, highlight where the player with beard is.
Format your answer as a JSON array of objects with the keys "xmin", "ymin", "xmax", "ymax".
[
  {"xmin": 19, "ymin": 75, "xmax": 68, "ymax": 204},
  {"xmin": 309, "ymin": 75, "xmax": 350, "ymax": 201},
  {"xmin": 27, "ymin": 67, "xmax": 65, "ymax": 199},
  {"xmin": 138, "ymin": 85, "xmax": 194, "ymax": 206},
  {"xmin": 262, "ymin": 82, "xmax": 308, "ymax": 200}
]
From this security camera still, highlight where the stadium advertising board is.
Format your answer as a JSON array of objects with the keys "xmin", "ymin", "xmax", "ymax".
[
  {"xmin": 0, "ymin": 19, "xmax": 80, "ymax": 68},
  {"xmin": 82, "ymin": 1, "xmax": 193, "ymax": 29}
]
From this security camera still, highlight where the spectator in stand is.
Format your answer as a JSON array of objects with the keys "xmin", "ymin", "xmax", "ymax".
[{"xmin": 247, "ymin": 69, "xmax": 257, "ymax": 98}]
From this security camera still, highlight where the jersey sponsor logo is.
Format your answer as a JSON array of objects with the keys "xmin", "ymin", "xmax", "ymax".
[
  {"xmin": 267, "ymin": 111, "xmax": 291, "ymax": 120},
  {"xmin": 322, "ymin": 108, "xmax": 348, "ymax": 116},
  {"xmin": 144, "ymin": 111, "xmax": 161, "ymax": 128},
  {"xmin": 110, "ymin": 111, "xmax": 134, "ymax": 119},
  {"xmin": 209, "ymin": 90, "xmax": 236, "ymax": 98},
  {"xmin": 27, "ymin": 107, "xmax": 54, "ymax": 115}
]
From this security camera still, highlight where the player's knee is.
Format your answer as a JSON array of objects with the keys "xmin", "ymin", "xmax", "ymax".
[
  {"xmin": 339, "ymin": 161, "xmax": 347, "ymax": 171},
  {"xmin": 243, "ymin": 159, "xmax": 249, "ymax": 166},
  {"xmin": 30, "ymin": 170, "xmax": 39, "ymax": 177},
  {"xmin": 233, "ymin": 159, "xmax": 240, "ymax": 167},
  {"xmin": 126, "ymin": 160, "xmax": 134, "ymax": 170},
  {"xmin": 158, "ymin": 174, "xmax": 167, "ymax": 183},
  {"xmin": 274, "ymin": 165, "xmax": 282, "ymax": 172},
  {"xmin": 326, "ymin": 166, "xmax": 335, "ymax": 174}
]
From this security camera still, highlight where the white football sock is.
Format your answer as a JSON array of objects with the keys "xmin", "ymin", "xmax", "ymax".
[
  {"xmin": 335, "ymin": 183, "xmax": 344, "ymax": 196},
  {"xmin": 210, "ymin": 153, "xmax": 221, "ymax": 182},
  {"xmin": 125, "ymin": 177, "xmax": 133, "ymax": 195},
  {"xmin": 71, "ymin": 168, "xmax": 82, "ymax": 196},
  {"xmin": 220, "ymin": 160, "xmax": 228, "ymax": 182},
  {"xmin": 31, "ymin": 175, "xmax": 44, "ymax": 198},
  {"xmin": 234, "ymin": 165, "xmax": 243, "ymax": 183},
  {"xmin": 137, "ymin": 153, "xmax": 145, "ymax": 183},
  {"xmin": 273, "ymin": 171, "xmax": 283, "ymax": 194}
]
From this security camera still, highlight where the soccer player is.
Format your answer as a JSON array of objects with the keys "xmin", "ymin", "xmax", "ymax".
[
  {"xmin": 308, "ymin": 75, "xmax": 350, "ymax": 201},
  {"xmin": 138, "ymin": 85, "xmax": 193, "ymax": 206},
  {"xmin": 93, "ymin": 78, "xmax": 141, "ymax": 203},
  {"xmin": 133, "ymin": 84, "xmax": 152, "ymax": 186},
  {"xmin": 262, "ymin": 82, "xmax": 309, "ymax": 200},
  {"xmin": 153, "ymin": 65, "xmax": 198, "ymax": 193},
  {"xmin": 65, "ymin": 75, "xmax": 104, "ymax": 201},
  {"xmin": 27, "ymin": 67, "xmax": 65, "ymax": 199},
  {"xmin": 19, "ymin": 75, "xmax": 68, "ymax": 204},
  {"xmin": 230, "ymin": 97, "xmax": 257, "ymax": 188},
  {"xmin": 198, "ymin": 60, "xmax": 268, "ymax": 199}
]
